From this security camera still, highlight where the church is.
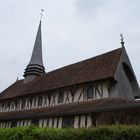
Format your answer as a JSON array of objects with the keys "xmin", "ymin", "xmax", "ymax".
[{"xmin": 0, "ymin": 20, "xmax": 140, "ymax": 128}]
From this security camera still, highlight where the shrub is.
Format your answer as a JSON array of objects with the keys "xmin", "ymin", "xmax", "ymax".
[{"xmin": 0, "ymin": 125, "xmax": 140, "ymax": 140}]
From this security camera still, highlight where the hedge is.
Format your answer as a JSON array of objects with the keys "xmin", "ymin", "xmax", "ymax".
[{"xmin": 0, "ymin": 125, "xmax": 140, "ymax": 140}]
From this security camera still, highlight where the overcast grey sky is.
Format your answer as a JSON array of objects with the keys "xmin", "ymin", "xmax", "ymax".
[{"xmin": 0, "ymin": 0, "xmax": 140, "ymax": 92}]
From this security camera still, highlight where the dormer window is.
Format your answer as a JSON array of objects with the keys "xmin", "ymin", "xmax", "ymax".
[
  {"xmin": 58, "ymin": 92, "xmax": 64, "ymax": 104},
  {"xmin": 87, "ymin": 86, "xmax": 93, "ymax": 99}
]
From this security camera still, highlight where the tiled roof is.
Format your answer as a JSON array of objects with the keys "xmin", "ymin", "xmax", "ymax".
[
  {"xmin": 0, "ymin": 48, "xmax": 123, "ymax": 100},
  {"xmin": 0, "ymin": 98, "xmax": 139, "ymax": 120}
]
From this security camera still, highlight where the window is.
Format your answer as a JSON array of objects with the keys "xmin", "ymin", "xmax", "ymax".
[
  {"xmin": 58, "ymin": 92, "xmax": 64, "ymax": 104},
  {"xmin": 14, "ymin": 100, "xmax": 18, "ymax": 109},
  {"xmin": 91, "ymin": 116, "xmax": 97, "ymax": 126},
  {"xmin": 87, "ymin": 86, "xmax": 93, "ymax": 99},
  {"xmin": 38, "ymin": 96, "xmax": 43, "ymax": 107},
  {"xmin": 29, "ymin": 98, "xmax": 32, "ymax": 105},
  {"xmin": 22, "ymin": 121, "xmax": 25, "ymax": 126},
  {"xmin": 21, "ymin": 100, "xmax": 26, "ymax": 109},
  {"xmin": 6, "ymin": 102, "xmax": 10, "ymax": 110},
  {"xmin": 2, "ymin": 103, "xmax": 4, "ymax": 108},
  {"xmin": 62, "ymin": 116, "xmax": 74, "ymax": 128},
  {"xmin": 11, "ymin": 121, "xmax": 17, "ymax": 127},
  {"xmin": 32, "ymin": 119, "xmax": 39, "ymax": 126}
]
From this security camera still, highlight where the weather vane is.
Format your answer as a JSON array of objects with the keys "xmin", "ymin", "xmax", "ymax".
[
  {"xmin": 40, "ymin": 9, "xmax": 44, "ymax": 21},
  {"xmin": 120, "ymin": 33, "xmax": 125, "ymax": 47}
]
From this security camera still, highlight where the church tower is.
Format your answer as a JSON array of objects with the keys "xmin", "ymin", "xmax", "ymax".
[{"xmin": 24, "ymin": 20, "xmax": 45, "ymax": 82}]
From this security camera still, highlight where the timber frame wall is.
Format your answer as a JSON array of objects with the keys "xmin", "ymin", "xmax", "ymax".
[
  {"xmin": 0, "ymin": 110, "xmax": 140, "ymax": 128},
  {"xmin": 0, "ymin": 81, "xmax": 109, "ymax": 113}
]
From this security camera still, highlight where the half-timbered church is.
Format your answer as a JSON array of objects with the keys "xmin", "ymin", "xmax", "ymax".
[{"xmin": 0, "ymin": 20, "xmax": 140, "ymax": 128}]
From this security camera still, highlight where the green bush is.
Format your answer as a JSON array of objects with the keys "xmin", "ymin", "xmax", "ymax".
[{"xmin": 0, "ymin": 125, "xmax": 140, "ymax": 140}]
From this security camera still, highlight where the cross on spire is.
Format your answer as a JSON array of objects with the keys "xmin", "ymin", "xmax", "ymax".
[
  {"xmin": 40, "ymin": 9, "xmax": 44, "ymax": 21},
  {"xmin": 120, "ymin": 33, "xmax": 125, "ymax": 47}
]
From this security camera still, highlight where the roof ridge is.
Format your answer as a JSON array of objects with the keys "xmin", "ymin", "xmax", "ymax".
[{"xmin": 113, "ymin": 47, "xmax": 124, "ymax": 77}]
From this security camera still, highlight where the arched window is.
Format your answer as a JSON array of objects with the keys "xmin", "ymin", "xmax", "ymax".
[{"xmin": 38, "ymin": 96, "xmax": 43, "ymax": 107}]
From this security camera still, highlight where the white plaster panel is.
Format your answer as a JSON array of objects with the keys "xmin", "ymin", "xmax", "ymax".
[
  {"xmin": 74, "ymin": 87, "xmax": 83, "ymax": 102},
  {"xmin": 53, "ymin": 117, "xmax": 58, "ymax": 128},
  {"xmin": 80, "ymin": 115, "xmax": 85, "ymax": 127},
  {"xmin": 74, "ymin": 116, "xmax": 79, "ymax": 128},
  {"xmin": 49, "ymin": 118, "xmax": 53, "ymax": 127},
  {"xmin": 58, "ymin": 117, "xmax": 62, "ymax": 128},
  {"xmin": 43, "ymin": 119, "xmax": 48, "ymax": 127},
  {"xmin": 87, "ymin": 115, "xmax": 92, "ymax": 127},
  {"xmin": 103, "ymin": 83, "xmax": 109, "ymax": 98},
  {"xmin": 39, "ymin": 119, "xmax": 43, "ymax": 127}
]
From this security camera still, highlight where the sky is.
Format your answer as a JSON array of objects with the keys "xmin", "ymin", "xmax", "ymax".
[{"xmin": 0, "ymin": 0, "xmax": 140, "ymax": 92}]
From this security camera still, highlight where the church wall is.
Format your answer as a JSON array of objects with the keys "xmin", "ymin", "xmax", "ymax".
[
  {"xmin": 110, "ymin": 48, "xmax": 140, "ymax": 99},
  {"xmin": 0, "ymin": 110, "xmax": 140, "ymax": 128},
  {"xmin": 63, "ymin": 90, "xmax": 72, "ymax": 104},
  {"xmin": 0, "ymin": 81, "xmax": 109, "ymax": 113},
  {"xmin": 73, "ymin": 115, "xmax": 92, "ymax": 128},
  {"xmin": 74, "ymin": 88, "xmax": 84, "ymax": 102}
]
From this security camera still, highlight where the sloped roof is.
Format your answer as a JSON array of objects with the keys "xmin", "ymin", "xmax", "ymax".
[
  {"xmin": 0, "ymin": 98, "xmax": 139, "ymax": 120},
  {"xmin": 0, "ymin": 48, "xmax": 123, "ymax": 100}
]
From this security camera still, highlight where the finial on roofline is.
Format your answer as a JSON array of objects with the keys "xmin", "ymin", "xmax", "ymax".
[
  {"xmin": 16, "ymin": 76, "xmax": 18, "ymax": 82},
  {"xmin": 40, "ymin": 9, "xmax": 44, "ymax": 21},
  {"xmin": 120, "ymin": 33, "xmax": 125, "ymax": 47}
]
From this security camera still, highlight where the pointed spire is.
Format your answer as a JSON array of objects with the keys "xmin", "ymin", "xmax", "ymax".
[
  {"xmin": 28, "ymin": 21, "xmax": 43, "ymax": 66},
  {"xmin": 24, "ymin": 20, "xmax": 45, "ymax": 82}
]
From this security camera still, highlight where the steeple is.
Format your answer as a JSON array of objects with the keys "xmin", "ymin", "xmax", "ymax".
[{"xmin": 24, "ymin": 20, "xmax": 45, "ymax": 82}]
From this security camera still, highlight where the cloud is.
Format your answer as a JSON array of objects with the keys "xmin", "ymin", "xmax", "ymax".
[
  {"xmin": 75, "ymin": 0, "xmax": 107, "ymax": 12},
  {"xmin": 0, "ymin": 0, "xmax": 140, "ymax": 92}
]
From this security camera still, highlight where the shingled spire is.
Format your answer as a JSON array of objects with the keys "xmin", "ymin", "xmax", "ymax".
[{"xmin": 24, "ymin": 20, "xmax": 45, "ymax": 82}]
